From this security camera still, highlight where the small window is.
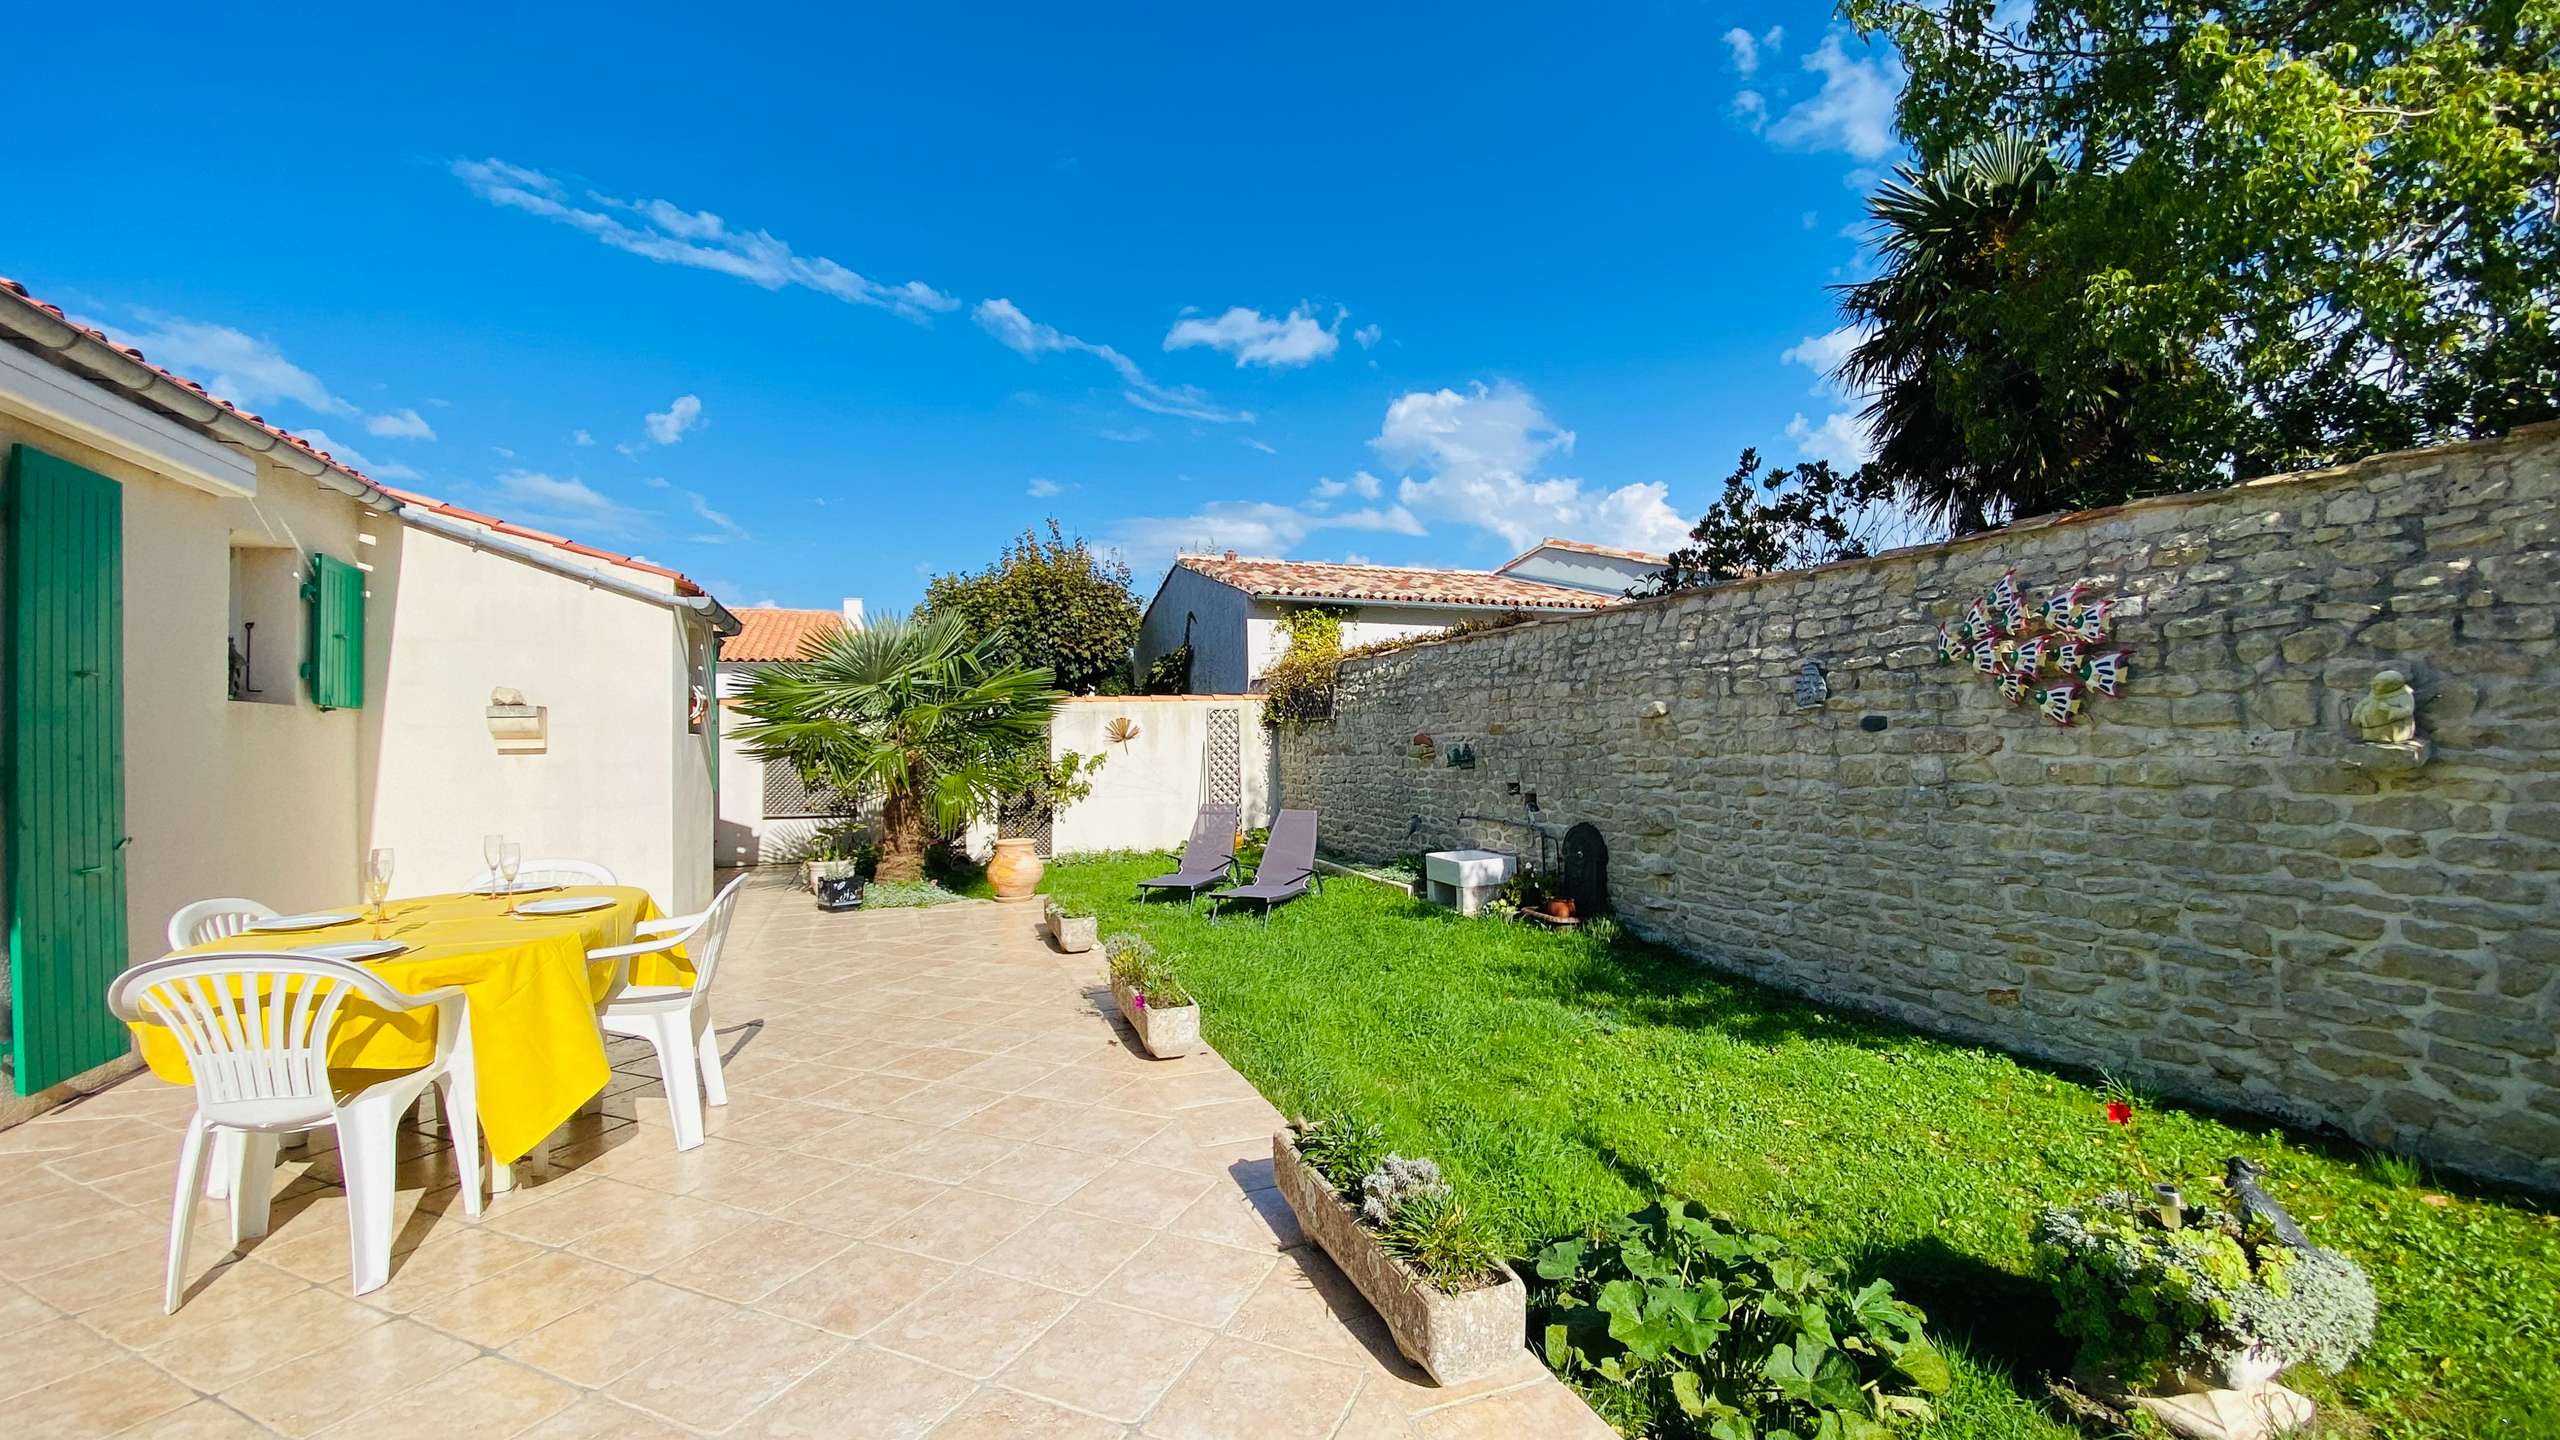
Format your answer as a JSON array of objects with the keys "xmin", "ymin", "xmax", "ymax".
[{"xmin": 226, "ymin": 540, "xmax": 299, "ymax": 705}]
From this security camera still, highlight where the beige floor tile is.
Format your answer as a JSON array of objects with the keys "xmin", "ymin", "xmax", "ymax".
[
  {"xmin": 657, "ymin": 1214, "xmax": 851, "ymax": 1301},
  {"xmin": 876, "ymin": 1046, "xmax": 994, "ymax": 1081},
  {"xmin": 0, "ymin": 1317, "xmax": 124, "ymax": 1402},
  {"xmin": 1225, "ymin": 1253, "xmax": 1393, "ymax": 1368},
  {"xmin": 713, "ymin": 1097, "xmax": 862, "ymax": 1151},
  {"xmin": 1167, "ymin": 1182, "xmax": 1306, "ymax": 1254},
  {"xmin": 314, "ymin": 1354, "xmax": 578, "ymax": 1439},
  {"xmin": 876, "ymin": 1128, "xmax": 1021, "ymax": 1184},
  {"xmin": 10, "ymin": 1354, "xmax": 197, "ymax": 1440},
  {"xmin": 567, "ymin": 1191, "xmax": 754, "ymax": 1271},
  {"xmin": 1411, "ymin": 1377, "xmax": 1620, "ymax": 1438},
  {"xmin": 880, "ymin": 1083, "xmax": 1012, "ymax": 1127},
  {"xmin": 1329, "ymin": 1384, "xmax": 1421, "ymax": 1439},
  {"xmin": 792, "ymin": 1110, "xmax": 941, "ymax": 1164},
  {"xmin": 146, "ymin": 1285, "xmax": 391, "ymax": 1391},
  {"xmin": 974, "ymin": 1207, "xmax": 1159, "ymax": 1294},
  {"xmin": 728, "ymin": 1342, "xmax": 977, "ymax": 1439},
  {"xmin": 517, "ymin": 1393, "xmax": 701, "ymax": 1439},
  {"xmin": 955, "ymin": 1093, "xmax": 1093, "ymax": 1143},
  {"xmin": 222, "ymin": 1317, "xmax": 476, "ymax": 1436},
  {"xmin": 321, "ymin": 1226, "xmax": 549, "ymax": 1311},
  {"xmin": 141, "ymin": 1399, "xmax": 280, "ymax": 1439},
  {"xmin": 970, "ymin": 1143, "xmax": 1115, "ymax": 1205},
  {"xmin": 2, "ymin": 1205, "xmax": 167, "ymax": 1281},
  {"xmin": 1176, "ymin": 1099, "xmax": 1287, "ymax": 1147},
  {"xmin": 37, "ymin": 1132, "xmax": 180, "ymax": 1185},
  {"xmin": 1144, "ymin": 1335, "xmax": 1366, "ymax": 1440},
  {"xmin": 1064, "ymin": 1162, "xmax": 1215, "ymax": 1229},
  {"xmin": 926, "ymin": 1387, "xmax": 1132, "ymax": 1439},
  {"xmin": 1043, "ymin": 1106, "xmax": 1176, "ymax": 1159},
  {"xmin": 0, "ymin": 1280, "xmax": 59, "ymax": 1339},
  {"xmin": 80, "ymin": 1257, "xmax": 311, "ymax": 1349},
  {"xmin": 792, "ymin": 1166, "xmax": 950, "ymax": 1238},
  {"xmin": 942, "ymin": 1054, "xmax": 1059, "ymax": 1092},
  {"xmin": 997, "ymin": 1300, "xmax": 1214, "ymax": 1423},
  {"xmin": 1094, "ymin": 1232, "xmax": 1276, "ymax": 1329},
  {"xmin": 868, "ymin": 1186, "xmax": 1046, "ymax": 1263},
  {"xmin": 871, "ymin": 1268, "xmax": 1079, "ymax": 1377},
  {"xmin": 606, "ymin": 1307, "xmax": 846, "ymax": 1432},
  {"xmin": 502, "ymin": 1277, "xmax": 736, "ymax": 1386},
  {"xmin": 757, "ymin": 1241, "xmax": 959, "ymax": 1336},
  {"xmin": 686, "ymin": 1146, "xmax": 860, "ymax": 1213},
  {"xmin": 410, "ymin": 1249, "xmax": 635, "ymax": 1348},
  {"xmin": 801, "ymin": 1070, "xmax": 930, "ymax": 1112}
]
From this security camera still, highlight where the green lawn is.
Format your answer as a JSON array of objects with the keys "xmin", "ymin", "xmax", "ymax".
[{"xmin": 1039, "ymin": 852, "xmax": 2559, "ymax": 1439}]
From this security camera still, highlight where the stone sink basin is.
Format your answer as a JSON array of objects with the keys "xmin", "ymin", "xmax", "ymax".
[{"xmin": 1424, "ymin": 849, "xmax": 1518, "ymax": 888}]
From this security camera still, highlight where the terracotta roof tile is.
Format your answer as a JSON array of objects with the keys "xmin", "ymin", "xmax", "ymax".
[
  {"xmin": 1174, "ymin": 554, "xmax": 1614, "ymax": 610},
  {"xmin": 723, "ymin": 606, "xmax": 847, "ymax": 662},
  {"xmin": 0, "ymin": 276, "xmax": 706, "ymax": 599}
]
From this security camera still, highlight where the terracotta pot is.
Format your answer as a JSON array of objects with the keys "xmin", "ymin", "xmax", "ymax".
[
  {"xmin": 988, "ymin": 838, "xmax": 1044, "ymax": 902},
  {"xmin": 1544, "ymin": 898, "xmax": 1577, "ymax": 919}
]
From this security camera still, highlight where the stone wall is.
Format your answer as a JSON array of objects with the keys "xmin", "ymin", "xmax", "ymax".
[{"xmin": 1278, "ymin": 425, "xmax": 2560, "ymax": 1191}]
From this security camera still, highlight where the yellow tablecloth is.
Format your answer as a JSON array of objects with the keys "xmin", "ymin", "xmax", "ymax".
[{"xmin": 136, "ymin": 886, "xmax": 694, "ymax": 1164}]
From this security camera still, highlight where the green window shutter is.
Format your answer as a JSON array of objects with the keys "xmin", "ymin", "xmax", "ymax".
[
  {"xmin": 300, "ymin": 553, "xmax": 365, "ymax": 710},
  {"xmin": 4, "ymin": 445, "xmax": 131, "ymax": 1095}
]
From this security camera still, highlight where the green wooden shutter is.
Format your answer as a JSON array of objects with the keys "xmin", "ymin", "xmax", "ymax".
[
  {"xmin": 301, "ymin": 553, "xmax": 364, "ymax": 710},
  {"xmin": 4, "ymin": 445, "xmax": 131, "ymax": 1095}
]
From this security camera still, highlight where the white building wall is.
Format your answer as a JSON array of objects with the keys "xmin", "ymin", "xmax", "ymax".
[
  {"xmin": 1047, "ymin": 696, "xmax": 1273, "ymax": 855},
  {"xmin": 1241, "ymin": 601, "xmax": 1465, "ymax": 685}
]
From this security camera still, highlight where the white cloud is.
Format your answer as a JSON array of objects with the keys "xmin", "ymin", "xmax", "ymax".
[
  {"xmin": 1785, "ymin": 410, "xmax": 1876, "ymax": 469},
  {"xmin": 975, "ymin": 298, "xmax": 1253, "ymax": 424},
  {"xmin": 1311, "ymin": 471, "xmax": 1384, "ymax": 502},
  {"xmin": 1731, "ymin": 91, "xmax": 1768, "ymax": 131},
  {"xmin": 1241, "ymin": 437, "xmax": 1277, "ymax": 455},
  {"xmin": 574, "ymin": 428, "xmax": 595, "ymax": 446},
  {"xmin": 1110, "ymin": 498, "xmax": 1423, "ymax": 580},
  {"xmin": 1371, "ymin": 382, "xmax": 1688, "ymax": 553},
  {"xmin": 452, "ymin": 157, "xmax": 959, "ymax": 322},
  {"xmin": 1094, "ymin": 426, "xmax": 1153, "ymax": 443},
  {"xmin": 1027, "ymin": 477, "xmax": 1063, "ymax": 497},
  {"xmin": 1766, "ymin": 34, "xmax": 1902, "ymax": 161},
  {"xmin": 1781, "ymin": 324, "xmax": 1868, "ymax": 401},
  {"xmin": 1352, "ymin": 324, "xmax": 1382, "ymax": 349},
  {"xmin": 644, "ymin": 394, "xmax": 703, "ymax": 445},
  {"xmin": 295, "ymin": 428, "xmax": 421, "ymax": 482},
  {"xmin": 1163, "ymin": 304, "xmax": 1340, "ymax": 368},
  {"xmin": 1721, "ymin": 25, "xmax": 1783, "ymax": 75},
  {"xmin": 677, "ymin": 487, "xmax": 747, "ymax": 543},
  {"xmin": 489, "ymin": 470, "xmax": 649, "ymax": 535},
  {"xmin": 364, "ymin": 406, "xmax": 437, "ymax": 440}
]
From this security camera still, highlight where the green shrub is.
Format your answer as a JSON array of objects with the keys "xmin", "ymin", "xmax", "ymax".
[
  {"xmin": 1293, "ymin": 1114, "xmax": 1388, "ymax": 1193},
  {"xmin": 1383, "ymin": 1188, "xmax": 1508, "ymax": 1294},
  {"xmin": 1103, "ymin": 931, "xmax": 1191, "ymax": 1008},
  {"xmin": 1261, "ymin": 606, "xmax": 1349, "ymax": 729},
  {"xmin": 1533, "ymin": 1201, "xmax": 1950, "ymax": 1437},
  {"xmin": 1292, "ymin": 1118, "xmax": 1506, "ymax": 1293},
  {"xmin": 2034, "ymin": 1190, "xmax": 2377, "ymax": 1385}
]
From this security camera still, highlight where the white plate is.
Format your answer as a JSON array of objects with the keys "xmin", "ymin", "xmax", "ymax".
[
  {"xmin": 513, "ymin": 895, "xmax": 613, "ymax": 917},
  {"xmin": 291, "ymin": 939, "xmax": 408, "ymax": 962},
  {"xmin": 248, "ymin": 912, "xmax": 362, "ymax": 932},
  {"xmin": 474, "ymin": 880, "xmax": 559, "ymax": 896}
]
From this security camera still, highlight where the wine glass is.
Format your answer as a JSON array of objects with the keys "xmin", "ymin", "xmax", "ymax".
[
  {"xmin": 499, "ymin": 843, "xmax": 524, "ymax": 916},
  {"xmin": 482, "ymin": 834, "xmax": 505, "ymax": 894},
  {"xmin": 366, "ymin": 848, "xmax": 395, "ymax": 926}
]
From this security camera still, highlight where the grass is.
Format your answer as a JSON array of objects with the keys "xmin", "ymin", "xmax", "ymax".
[{"xmin": 1042, "ymin": 852, "xmax": 2560, "ymax": 1440}]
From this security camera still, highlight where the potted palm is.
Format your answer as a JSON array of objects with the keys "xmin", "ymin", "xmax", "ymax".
[{"xmin": 731, "ymin": 613, "xmax": 1066, "ymax": 887}]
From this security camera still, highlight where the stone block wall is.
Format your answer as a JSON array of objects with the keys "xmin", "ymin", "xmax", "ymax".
[{"xmin": 1277, "ymin": 425, "xmax": 2560, "ymax": 1191}]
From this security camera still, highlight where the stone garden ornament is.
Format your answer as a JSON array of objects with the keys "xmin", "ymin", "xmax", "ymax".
[{"xmin": 2346, "ymin": 668, "xmax": 2431, "ymax": 769}]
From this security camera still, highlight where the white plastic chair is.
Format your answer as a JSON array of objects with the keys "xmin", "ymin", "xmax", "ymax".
[
  {"xmin": 108, "ymin": 953, "xmax": 482, "ymax": 1310},
  {"xmin": 166, "ymin": 897, "xmax": 280, "ymax": 952},
  {"xmin": 466, "ymin": 857, "xmax": 618, "ymax": 890},
  {"xmin": 585, "ymin": 876, "xmax": 746, "ymax": 1151}
]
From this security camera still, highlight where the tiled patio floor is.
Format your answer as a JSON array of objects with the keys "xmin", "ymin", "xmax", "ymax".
[{"xmin": 0, "ymin": 871, "xmax": 1613, "ymax": 1438}]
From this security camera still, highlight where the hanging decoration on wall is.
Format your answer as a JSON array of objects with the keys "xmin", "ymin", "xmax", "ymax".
[
  {"xmin": 1937, "ymin": 572, "xmax": 2130, "ymax": 726},
  {"xmin": 1104, "ymin": 715, "xmax": 1142, "ymax": 748}
]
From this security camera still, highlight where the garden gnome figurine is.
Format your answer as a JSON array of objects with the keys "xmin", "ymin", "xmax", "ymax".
[{"xmin": 2350, "ymin": 670, "xmax": 2418, "ymax": 745}]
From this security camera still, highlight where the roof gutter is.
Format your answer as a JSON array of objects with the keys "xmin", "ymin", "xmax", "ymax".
[
  {"xmin": 396, "ymin": 508, "xmax": 741, "ymax": 634},
  {"xmin": 0, "ymin": 289, "xmax": 397, "ymax": 513}
]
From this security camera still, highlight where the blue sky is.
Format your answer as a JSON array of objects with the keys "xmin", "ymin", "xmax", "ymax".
[{"xmin": 7, "ymin": 6, "xmax": 1901, "ymax": 611}]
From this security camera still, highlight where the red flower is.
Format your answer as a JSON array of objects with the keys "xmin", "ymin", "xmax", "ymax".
[{"xmin": 2104, "ymin": 1101, "xmax": 2134, "ymax": 1126}]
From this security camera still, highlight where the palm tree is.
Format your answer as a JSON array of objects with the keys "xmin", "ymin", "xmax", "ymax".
[
  {"xmin": 731, "ymin": 612, "xmax": 1064, "ymax": 883},
  {"xmin": 1840, "ymin": 132, "xmax": 2162, "ymax": 534}
]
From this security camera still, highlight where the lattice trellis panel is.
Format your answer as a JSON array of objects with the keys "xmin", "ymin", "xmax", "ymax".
[
  {"xmin": 1204, "ymin": 707, "xmax": 1242, "ymax": 808},
  {"xmin": 762, "ymin": 758, "xmax": 851, "ymax": 820}
]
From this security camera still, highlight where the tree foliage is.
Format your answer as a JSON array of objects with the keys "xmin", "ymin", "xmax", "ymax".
[
  {"xmin": 730, "ymin": 612, "xmax": 1064, "ymax": 882},
  {"xmin": 1843, "ymin": 0, "xmax": 2559, "ymax": 503},
  {"xmin": 921, "ymin": 521, "xmax": 1141, "ymax": 695},
  {"xmin": 1633, "ymin": 449, "xmax": 1902, "ymax": 594}
]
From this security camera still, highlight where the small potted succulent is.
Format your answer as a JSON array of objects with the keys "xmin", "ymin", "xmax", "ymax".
[
  {"xmin": 2035, "ymin": 1151, "xmax": 2376, "ymax": 1411},
  {"xmin": 1044, "ymin": 898, "xmax": 1097, "ymax": 953},
  {"xmin": 1272, "ymin": 1116, "xmax": 1522, "ymax": 1384},
  {"xmin": 1105, "ymin": 932, "xmax": 1199, "ymax": 1058}
]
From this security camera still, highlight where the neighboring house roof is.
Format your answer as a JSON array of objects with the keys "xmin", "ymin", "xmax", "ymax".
[
  {"xmin": 1173, "ymin": 553, "xmax": 1613, "ymax": 611},
  {"xmin": 0, "ymin": 275, "xmax": 707, "ymax": 599},
  {"xmin": 723, "ymin": 605, "xmax": 846, "ymax": 662},
  {"xmin": 1494, "ymin": 537, "xmax": 1667, "ymax": 573}
]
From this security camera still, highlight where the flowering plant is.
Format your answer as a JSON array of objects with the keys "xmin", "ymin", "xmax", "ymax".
[{"xmin": 1103, "ymin": 931, "xmax": 1190, "ymax": 1008}]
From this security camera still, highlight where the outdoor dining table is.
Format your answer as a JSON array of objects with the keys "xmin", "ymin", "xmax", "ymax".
[{"xmin": 136, "ymin": 885, "xmax": 692, "ymax": 1166}]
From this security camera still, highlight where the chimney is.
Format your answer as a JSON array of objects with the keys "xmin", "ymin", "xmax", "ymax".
[
  {"xmin": 842, "ymin": 597, "xmax": 865, "ymax": 630},
  {"xmin": 1223, "ymin": 549, "xmax": 1238, "ymax": 561}
]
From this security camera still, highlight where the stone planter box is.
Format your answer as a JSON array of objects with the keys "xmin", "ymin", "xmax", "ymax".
[
  {"xmin": 1112, "ymin": 982, "xmax": 1199, "ymax": 1058},
  {"xmin": 803, "ymin": 858, "xmax": 860, "ymax": 891},
  {"xmin": 1046, "ymin": 909, "xmax": 1098, "ymax": 953},
  {"xmin": 1271, "ymin": 1130, "xmax": 1526, "ymax": 1384}
]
